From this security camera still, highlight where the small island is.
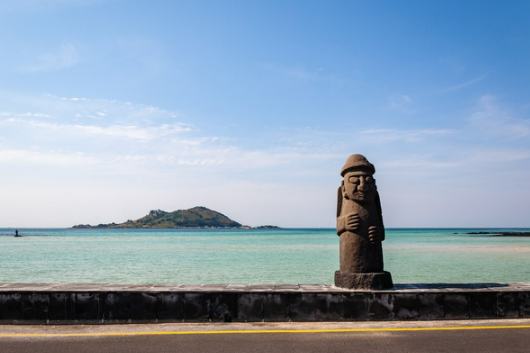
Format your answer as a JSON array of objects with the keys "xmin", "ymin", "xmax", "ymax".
[{"xmin": 73, "ymin": 206, "xmax": 279, "ymax": 229}]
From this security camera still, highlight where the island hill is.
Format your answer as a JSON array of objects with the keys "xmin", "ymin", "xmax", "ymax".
[{"xmin": 73, "ymin": 206, "xmax": 279, "ymax": 229}]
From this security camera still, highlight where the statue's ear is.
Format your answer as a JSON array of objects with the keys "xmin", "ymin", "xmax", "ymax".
[
  {"xmin": 341, "ymin": 180, "xmax": 349, "ymax": 200},
  {"xmin": 337, "ymin": 185, "xmax": 343, "ymax": 217}
]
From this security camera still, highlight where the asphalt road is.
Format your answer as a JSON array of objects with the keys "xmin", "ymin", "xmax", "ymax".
[{"xmin": 2, "ymin": 320, "xmax": 530, "ymax": 353}]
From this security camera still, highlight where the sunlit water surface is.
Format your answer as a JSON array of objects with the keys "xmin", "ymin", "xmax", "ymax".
[{"xmin": 1, "ymin": 228, "xmax": 529, "ymax": 284}]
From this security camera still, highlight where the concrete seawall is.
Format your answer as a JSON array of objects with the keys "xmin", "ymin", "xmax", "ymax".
[{"xmin": 1, "ymin": 283, "xmax": 530, "ymax": 324}]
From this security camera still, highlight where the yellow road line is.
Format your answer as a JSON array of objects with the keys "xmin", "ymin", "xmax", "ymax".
[{"xmin": 2, "ymin": 325, "xmax": 530, "ymax": 337}]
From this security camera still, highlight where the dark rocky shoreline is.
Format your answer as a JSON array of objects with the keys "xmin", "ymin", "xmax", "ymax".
[{"xmin": 461, "ymin": 231, "xmax": 530, "ymax": 237}]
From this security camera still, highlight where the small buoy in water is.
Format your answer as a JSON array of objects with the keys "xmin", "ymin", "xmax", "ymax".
[{"xmin": 14, "ymin": 230, "xmax": 20, "ymax": 237}]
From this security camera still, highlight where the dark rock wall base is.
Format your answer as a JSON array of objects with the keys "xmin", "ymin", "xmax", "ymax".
[{"xmin": 1, "ymin": 283, "xmax": 530, "ymax": 324}]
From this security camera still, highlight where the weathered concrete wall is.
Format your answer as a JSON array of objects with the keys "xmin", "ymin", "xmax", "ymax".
[{"xmin": 1, "ymin": 283, "xmax": 530, "ymax": 324}]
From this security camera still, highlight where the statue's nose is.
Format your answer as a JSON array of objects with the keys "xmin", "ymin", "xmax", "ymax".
[{"xmin": 358, "ymin": 177, "xmax": 368, "ymax": 190}]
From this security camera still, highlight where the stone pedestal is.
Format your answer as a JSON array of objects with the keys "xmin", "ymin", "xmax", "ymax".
[{"xmin": 335, "ymin": 271, "xmax": 393, "ymax": 290}]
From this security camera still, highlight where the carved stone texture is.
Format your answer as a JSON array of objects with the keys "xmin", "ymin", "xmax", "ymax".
[{"xmin": 335, "ymin": 154, "xmax": 393, "ymax": 290}]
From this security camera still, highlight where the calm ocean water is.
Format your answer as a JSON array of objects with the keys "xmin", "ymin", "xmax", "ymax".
[{"xmin": 1, "ymin": 228, "xmax": 529, "ymax": 284}]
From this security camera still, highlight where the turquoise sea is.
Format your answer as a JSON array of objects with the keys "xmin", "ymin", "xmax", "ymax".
[{"xmin": 1, "ymin": 228, "xmax": 529, "ymax": 284}]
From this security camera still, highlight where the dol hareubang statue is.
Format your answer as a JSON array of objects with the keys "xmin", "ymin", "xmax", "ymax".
[{"xmin": 335, "ymin": 154, "xmax": 393, "ymax": 289}]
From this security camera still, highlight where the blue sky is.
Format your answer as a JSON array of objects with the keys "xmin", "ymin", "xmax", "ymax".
[{"xmin": 1, "ymin": 0, "xmax": 529, "ymax": 227}]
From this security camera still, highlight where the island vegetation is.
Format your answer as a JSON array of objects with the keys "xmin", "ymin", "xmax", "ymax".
[{"xmin": 73, "ymin": 206, "xmax": 279, "ymax": 229}]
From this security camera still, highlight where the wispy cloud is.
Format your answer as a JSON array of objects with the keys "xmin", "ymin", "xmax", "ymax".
[
  {"xmin": 464, "ymin": 147, "xmax": 530, "ymax": 163},
  {"xmin": 388, "ymin": 94, "xmax": 414, "ymax": 113},
  {"xmin": 257, "ymin": 63, "xmax": 347, "ymax": 86},
  {"xmin": 2, "ymin": 117, "xmax": 190, "ymax": 141},
  {"xmin": 284, "ymin": 66, "xmax": 318, "ymax": 81},
  {"xmin": 116, "ymin": 37, "xmax": 167, "ymax": 75},
  {"xmin": 1, "ymin": 91, "xmax": 529, "ymax": 227},
  {"xmin": 4, "ymin": 92, "xmax": 526, "ymax": 185},
  {"xmin": 439, "ymin": 74, "xmax": 488, "ymax": 93},
  {"xmin": 0, "ymin": 93, "xmax": 201, "ymax": 168},
  {"xmin": 439, "ymin": 56, "xmax": 466, "ymax": 74},
  {"xmin": 0, "ymin": 149, "xmax": 95, "ymax": 165},
  {"xmin": 18, "ymin": 43, "xmax": 80, "ymax": 73},
  {"xmin": 359, "ymin": 128, "xmax": 455, "ymax": 143},
  {"xmin": 258, "ymin": 63, "xmax": 319, "ymax": 81},
  {"xmin": 469, "ymin": 95, "xmax": 530, "ymax": 138},
  {"xmin": 379, "ymin": 157, "xmax": 461, "ymax": 170},
  {"xmin": 0, "ymin": 93, "xmax": 340, "ymax": 173},
  {"xmin": 0, "ymin": 93, "xmax": 180, "ymax": 124}
]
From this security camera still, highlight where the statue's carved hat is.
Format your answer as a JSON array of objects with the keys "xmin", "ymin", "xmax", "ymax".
[{"xmin": 341, "ymin": 154, "xmax": 375, "ymax": 176}]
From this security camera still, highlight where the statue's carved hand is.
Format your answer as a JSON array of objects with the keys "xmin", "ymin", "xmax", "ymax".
[
  {"xmin": 368, "ymin": 225, "xmax": 383, "ymax": 244},
  {"xmin": 345, "ymin": 213, "xmax": 361, "ymax": 232}
]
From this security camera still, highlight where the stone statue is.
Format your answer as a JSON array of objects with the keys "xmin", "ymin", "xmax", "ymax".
[{"xmin": 335, "ymin": 154, "xmax": 393, "ymax": 289}]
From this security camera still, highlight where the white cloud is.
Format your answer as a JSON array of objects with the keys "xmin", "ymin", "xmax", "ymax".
[
  {"xmin": 115, "ymin": 37, "xmax": 167, "ymax": 75},
  {"xmin": 379, "ymin": 157, "xmax": 461, "ymax": 170},
  {"xmin": 257, "ymin": 63, "xmax": 346, "ymax": 86},
  {"xmin": 1, "ymin": 93, "xmax": 180, "ymax": 124},
  {"xmin": 0, "ymin": 94, "xmax": 204, "ymax": 171},
  {"xmin": 439, "ymin": 56, "xmax": 466, "ymax": 74},
  {"xmin": 18, "ymin": 43, "xmax": 80, "ymax": 73},
  {"xmin": 469, "ymin": 95, "xmax": 530, "ymax": 138},
  {"xmin": 388, "ymin": 94, "xmax": 413, "ymax": 111},
  {"xmin": 359, "ymin": 128, "xmax": 455, "ymax": 143},
  {"xmin": 0, "ymin": 149, "xmax": 94, "ymax": 165},
  {"xmin": 0, "ymin": 94, "xmax": 340, "ymax": 174},
  {"xmin": 2, "ymin": 117, "xmax": 190, "ymax": 141},
  {"xmin": 464, "ymin": 147, "xmax": 530, "ymax": 164},
  {"xmin": 439, "ymin": 74, "xmax": 488, "ymax": 93},
  {"xmin": 1, "ymin": 92, "xmax": 529, "ymax": 227},
  {"xmin": 75, "ymin": 123, "xmax": 190, "ymax": 141},
  {"xmin": 284, "ymin": 66, "xmax": 318, "ymax": 80}
]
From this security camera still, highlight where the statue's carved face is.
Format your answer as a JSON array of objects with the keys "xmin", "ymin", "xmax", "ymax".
[{"xmin": 342, "ymin": 170, "xmax": 377, "ymax": 203}]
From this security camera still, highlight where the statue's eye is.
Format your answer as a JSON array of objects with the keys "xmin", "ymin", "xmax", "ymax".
[
  {"xmin": 349, "ymin": 177, "xmax": 359, "ymax": 184},
  {"xmin": 365, "ymin": 176, "xmax": 374, "ymax": 183}
]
